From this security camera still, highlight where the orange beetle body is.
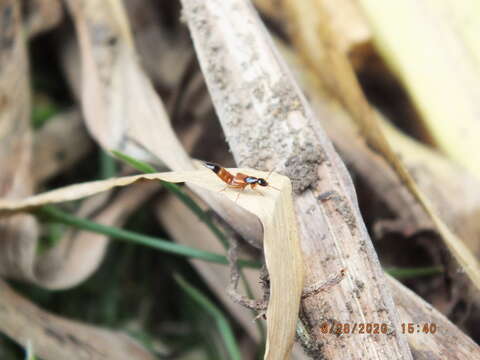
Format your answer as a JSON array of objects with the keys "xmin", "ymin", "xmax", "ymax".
[{"xmin": 204, "ymin": 162, "xmax": 278, "ymax": 200}]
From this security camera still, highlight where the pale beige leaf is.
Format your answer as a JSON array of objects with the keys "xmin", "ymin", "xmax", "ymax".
[
  {"xmin": 0, "ymin": 0, "xmax": 32, "ymax": 200},
  {"xmin": 156, "ymin": 193, "xmax": 264, "ymax": 340},
  {"xmin": 253, "ymin": 0, "xmax": 371, "ymax": 68},
  {"xmin": 64, "ymin": 0, "xmax": 264, "ymax": 254},
  {"xmin": 0, "ymin": 168, "xmax": 304, "ymax": 359},
  {"xmin": 0, "ymin": 0, "xmax": 40, "ymax": 287},
  {"xmin": 65, "ymin": 0, "xmax": 191, "ymax": 169},
  {"xmin": 441, "ymin": 0, "xmax": 480, "ymax": 71},
  {"xmin": 0, "ymin": 279, "xmax": 156, "ymax": 360},
  {"xmin": 281, "ymin": 37, "xmax": 480, "ymax": 357},
  {"xmin": 381, "ymin": 119, "xmax": 480, "ymax": 257},
  {"xmin": 33, "ymin": 110, "xmax": 94, "ymax": 183},
  {"xmin": 284, "ymin": 0, "xmax": 480, "ymax": 293},
  {"xmin": 1, "ymin": 184, "xmax": 157, "ymax": 288},
  {"xmin": 33, "ymin": 183, "xmax": 158, "ymax": 289},
  {"xmin": 23, "ymin": 0, "xmax": 63, "ymax": 37},
  {"xmin": 358, "ymin": 0, "xmax": 480, "ymax": 178},
  {"xmin": 180, "ymin": 0, "xmax": 412, "ymax": 359},
  {"xmin": 123, "ymin": 0, "xmax": 191, "ymax": 88}
]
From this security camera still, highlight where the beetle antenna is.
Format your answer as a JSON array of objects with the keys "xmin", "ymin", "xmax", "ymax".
[
  {"xmin": 265, "ymin": 168, "xmax": 280, "ymax": 191},
  {"xmin": 266, "ymin": 168, "xmax": 274, "ymax": 181}
]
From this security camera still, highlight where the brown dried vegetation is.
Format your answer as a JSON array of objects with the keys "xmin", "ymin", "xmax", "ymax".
[{"xmin": 0, "ymin": 0, "xmax": 479, "ymax": 359}]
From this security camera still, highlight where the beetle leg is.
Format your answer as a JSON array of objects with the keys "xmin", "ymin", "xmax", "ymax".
[
  {"xmin": 235, "ymin": 186, "xmax": 247, "ymax": 202},
  {"xmin": 219, "ymin": 184, "xmax": 242, "ymax": 193},
  {"xmin": 249, "ymin": 183, "xmax": 264, "ymax": 196},
  {"xmin": 253, "ymin": 188, "xmax": 264, "ymax": 196}
]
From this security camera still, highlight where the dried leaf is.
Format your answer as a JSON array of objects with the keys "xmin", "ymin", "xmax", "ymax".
[
  {"xmin": 35, "ymin": 183, "xmax": 158, "ymax": 289},
  {"xmin": 180, "ymin": 1, "xmax": 412, "ymax": 359},
  {"xmin": 388, "ymin": 276, "xmax": 480, "ymax": 360},
  {"xmin": 33, "ymin": 110, "xmax": 93, "ymax": 183},
  {"xmin": 23, "ymin": 0, "xmax": 63, "ymax": 37},
  {"xmin": 0, "ymin": 168, "xmax": 304, "ymax": 359},
  {"xmin": 358, "ymin": 0, "xmax": 480, "ymax": 178},
  {"xmin": 0, "ymin": 0, "xmax": 39, "ymax": 286},
  {"xmin": 64, "ymin": 0, "xmax": 263, "ymax": 251},
  {"xmin": 254, "ymin": 0, "xmax": 371, "ymax": 68},
  {"xmin": 123, "ymin": 0, "xmax": 191, "ymax": 88},
  {"xmin": 284, "ymin": 0, "xmax": 480, "ymax": 292},
  {"xmin": 0, "ymin": 0, "xmax": 32, "ymax": 200},
  {"xmin": 381, "ymin": 120, "xmax": 480, "ymax": 257},
  {"xmin": 282, "ymin": 36, "xmax": 480, "ymax": 277},
  {"xmin": 156, "ymin": 193, "xmax": 264, "ymax": 339},
  {"xmin": 0, "ymin": 279, "xmax": 156, "ymax": 360},
  {"xmin": 280, "ymin": 27, "xmax": 480, "ymax": 358},
  {"xmin": 1, "ymin": 185, "xmax": 157, "ymax": 288},
  {"xmin": 65, "ymin": 0, "xmax": 191, "ymax": 168}
]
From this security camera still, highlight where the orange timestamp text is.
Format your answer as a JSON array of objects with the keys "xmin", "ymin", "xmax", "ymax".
[{"xmin": 320, "ymin": 322, "xmax": 438, "ymax": 335}]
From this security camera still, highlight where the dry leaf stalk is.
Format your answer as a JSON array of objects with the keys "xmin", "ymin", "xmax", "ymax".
[
  {"xmin": 283, "ymin": 0, "xmax": 480, "ymax": 293},
  {"xmin": 281, "ymin": 38, "xmax": 480, "ymax": 357},
  {"xmin": 180, "ymin": 0, "xmax": 412, "ymax": 358}
]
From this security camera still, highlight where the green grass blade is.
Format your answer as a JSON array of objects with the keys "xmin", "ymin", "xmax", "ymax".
[
  {"xmin": 36, "ymin": 206, "xmax": 260, "ymax": 269},
  {"xmin": 174, "ymin": 274, "xmax": 242, "ymax": 360},
  {"xmin": 111, "ymin": 150, "xmax": 262, "ymax": 347},
  {"xmin": 386, "ymin": 266, "xmax": 443, "ymax": 279},
  {"xmin": 24, "ymin": 341, "xmax": 36, "ymax": 360},
  {"xmin": 111, "ymin": 150, "xmax": 229, "ymax": 249},
  {"xmin": 32, "ymin": 99, "xmax": 59, "ymax": 129},
  {"xmin": 111, "ymin": 150, "xmax": 157, "ymax": 173},
  {"xmin": 100, "ymin": 151, "xmax": 117, "ymax": 179}
]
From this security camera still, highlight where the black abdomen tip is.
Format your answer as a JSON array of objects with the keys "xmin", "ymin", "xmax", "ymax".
[{"xmin": 204, "ymin": 162, "xmax": 221, "ymax": 173}]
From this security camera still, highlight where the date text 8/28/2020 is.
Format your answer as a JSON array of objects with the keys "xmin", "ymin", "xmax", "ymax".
[{"xmin": 320, "ymin": 322, "xmax": 437, "ymax": 335}]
